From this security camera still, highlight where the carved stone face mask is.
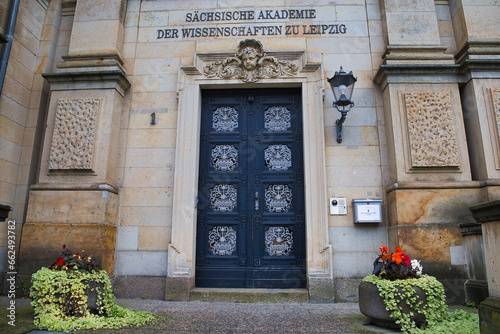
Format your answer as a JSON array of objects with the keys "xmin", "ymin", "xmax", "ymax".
[{"xmin": 241, "ymin": 48, "xmax": 258, "ymax": 70}]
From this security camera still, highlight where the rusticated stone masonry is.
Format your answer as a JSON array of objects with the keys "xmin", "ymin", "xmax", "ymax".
[
  {"xmin": 492, "ymin": 88, "xmax": 500, "ymax": 144},
  {"xmin": 49, "ymin": 98, "xmax": 101, "ymax": 170},
  {"xmin": 404, "ymin": 92, "xmax": 460, "ymax": 168}
]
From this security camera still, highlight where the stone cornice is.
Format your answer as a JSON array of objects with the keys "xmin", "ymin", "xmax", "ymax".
[
  {"xmin": 374, "ymin": 64, "xmax": 460, "ymax": 89},
  {"xmin": 42, "ymin": 70, "xmax": 131, "ymax": 96},
  {"xmin": 455, "ymin": 39, "xmax": 500, "ymax": 81},
  {"xmin": 470, "ymin": 200, "xmax": 500, "ymax": 223},
  {"xmin": 458, "ymin": 222, "xmax": 483, "ymax": 236},
  {"xmin": 386, "ymin": 179, "xmax": 500, "ymax": 193}
]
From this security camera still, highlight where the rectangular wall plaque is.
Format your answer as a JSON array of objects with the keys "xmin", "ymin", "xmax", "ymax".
[{"xmin": 352, "ymin": 198, "xmax": 382, "ymax": 223}]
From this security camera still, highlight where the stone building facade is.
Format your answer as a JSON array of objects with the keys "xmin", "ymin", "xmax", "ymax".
[{"xmin": 1, "ymin": 0, "xmax": 499, "ymax": 302}]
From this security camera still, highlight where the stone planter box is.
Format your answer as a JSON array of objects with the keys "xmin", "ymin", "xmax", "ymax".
[
  {"xmin": 359, "ymin": 281, "xmax": 427, "ymax": 329},
  {"xmin": 84, "ymin": 280, "xmax": 105, "ymax": 314}
]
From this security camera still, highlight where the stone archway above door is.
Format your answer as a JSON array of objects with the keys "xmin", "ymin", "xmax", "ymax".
[{"xmin": 168, "ymin": 39, "xmax": 333, "ymax": 302}]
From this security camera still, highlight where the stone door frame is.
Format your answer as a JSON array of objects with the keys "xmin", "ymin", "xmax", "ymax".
[{"xmin": 168, "ymin": 45, "xmax": 333, "ymax": 294}]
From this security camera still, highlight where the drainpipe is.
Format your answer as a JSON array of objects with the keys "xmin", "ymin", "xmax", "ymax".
[{"xmin": 0, "ymin": 0, "xmax": 21, "ymax": 96}]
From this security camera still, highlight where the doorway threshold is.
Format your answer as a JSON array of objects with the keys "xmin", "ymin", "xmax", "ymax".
[{"xmin": 189, "ymin": 288, "xmax": 309, "ymax": 303}]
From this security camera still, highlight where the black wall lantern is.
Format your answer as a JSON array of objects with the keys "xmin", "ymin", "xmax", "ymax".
[{"xmin": 327, "ymin": 67, "xmax": 357, "ymax": 143}]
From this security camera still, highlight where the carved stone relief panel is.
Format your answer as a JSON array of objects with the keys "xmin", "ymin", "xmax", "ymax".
[
  {"xmin": 491, "ymin": 88, "xmax": 500, "ymax": 147},
  {"xmin": 404, "ymin": 92, "xmax": 460, "ymax": 168},
  {"xmin": 49, "ymin": 98, "xmax": 101, "ymax": 171}
]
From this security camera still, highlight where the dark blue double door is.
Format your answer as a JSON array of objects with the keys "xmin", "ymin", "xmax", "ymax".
[{"xmin": 196, "ymin": 88, "xmax": 306, "ymax": 288}]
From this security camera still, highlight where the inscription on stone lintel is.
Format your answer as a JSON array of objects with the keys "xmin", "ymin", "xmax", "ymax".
[{"xmin": 155, "ymin": 7, "xmax": 347, "ymax": 40}]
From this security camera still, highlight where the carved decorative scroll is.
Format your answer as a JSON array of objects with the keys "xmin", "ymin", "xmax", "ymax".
[
  {"xmin": 49, "ymin": 98, "xmax": 100, "ymax": 170},
  {"xmin": 203, "ymin": 39, "xmax": 298, "ymax": 82},
  {"xmin": 404, "ymin": 92, "xmax": 459, "ymax": 168}
]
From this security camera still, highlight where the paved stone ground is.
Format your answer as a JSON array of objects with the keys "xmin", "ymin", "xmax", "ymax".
[
  {"xmin": 1, "ymin": 297, "xmax": 395, "ymax": 334},
  {"xmin": 84, "ymin": 300, "xmax": 391, "ymax": 334}
]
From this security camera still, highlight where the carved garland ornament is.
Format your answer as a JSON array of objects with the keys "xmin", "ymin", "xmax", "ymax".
[
  {"xmin": 203, "ymin": 39, "xmax": 298, "ymax": 83},
  {"xmin": 49, "ymin": 98, "xmax": 100, "ymax": 170}
]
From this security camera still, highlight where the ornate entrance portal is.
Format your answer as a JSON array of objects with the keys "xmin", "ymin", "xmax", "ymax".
[{"xmin": 195, "ymin": 88, "xmax": 306, "ymax": 288}]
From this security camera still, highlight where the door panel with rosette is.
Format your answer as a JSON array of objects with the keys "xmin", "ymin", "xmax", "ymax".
[{"xmin": 196, "ymin": 88, "xmax": 306, "ymax": 288}]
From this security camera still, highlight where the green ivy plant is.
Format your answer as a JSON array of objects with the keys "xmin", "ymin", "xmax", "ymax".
[
  {"xmin": 30, "ymin": 246, "xmax": 160, "ymax": 331},
  {"xmin": 363, "ymin": 274, "xmax": 448, "ymax": 333}
]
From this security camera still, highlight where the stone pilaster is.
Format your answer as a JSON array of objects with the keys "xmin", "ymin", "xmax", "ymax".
[
  {"xmin": 18, "ymin": 0, "xmax": 130, "ymax": 277},
  {"xmin": 470, "ymin": 201, "xmax": 500, "ymax": 333},
  {"xmin": 450, "ymin": 0, "xmax": 500, "ymax": 202},
  {"xmin": 376, "ymin": 0, "xmax": 476, "ymax": 302}
]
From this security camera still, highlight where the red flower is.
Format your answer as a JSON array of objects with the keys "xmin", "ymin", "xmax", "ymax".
[
  {"xmin": 401, "ymin": 253, "xmax": 411, "ymax": 267},
  {"xmin": 62, "ymin": 244, "xmax": 66, "ymax": 249},
  {"xmin": 56, "ymin": 257, "xmax": 64, "ymax": 265}
]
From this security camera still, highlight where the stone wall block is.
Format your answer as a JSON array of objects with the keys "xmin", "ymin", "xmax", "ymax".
[{"xmin": 18, "ymin": 223, "xmax": 116, "ymax": 275}]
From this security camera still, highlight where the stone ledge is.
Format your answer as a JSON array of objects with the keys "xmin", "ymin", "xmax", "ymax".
[
  {"xmin": 479, "ymin": 297, "xmax": 500, "ymax": 334},
  {"xmin": 30, "ymin": 183, "xmax": 119, "ymax": 194},
  {"xmin": 111, "ymin": 276, "xmax": 166, "ymax": 300},
  {"xmin": 470, "ymin": 200, "xmax": 500, "ymax": 223},
  {"xmin": 42, "ymin": 70, "xmax": 131, "ymax": 96},
  {"xmin": 189, "ymin": 288, "xmax": 309, "ymax": 303},
  {"xmin": 386, "ymin": 181, "xmax": 481, "ymax": 193}
]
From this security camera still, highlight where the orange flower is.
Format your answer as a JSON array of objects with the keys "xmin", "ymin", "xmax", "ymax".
[
  {"xmin": 392, "ymin": 252, "xmax": 403, "ymax": 264},
  {"xmin": 396, "ymin": 247, "xmax": 402, "ymax": 253},
  {"xmin": 381, "ymin": 254, "xmax": 391, "ymax": 261},
  {"xmin": 380, "ymin": 246, "xmax": 389, "ymax": 253}
]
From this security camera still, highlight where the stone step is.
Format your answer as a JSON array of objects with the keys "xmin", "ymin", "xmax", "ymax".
[{"xmin": 189, "ymin": 288, "xmax": 309, "ymax": 303}]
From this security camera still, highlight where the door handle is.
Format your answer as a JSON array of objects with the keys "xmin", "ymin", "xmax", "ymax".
[{"xmin": 254, "ymin": 192, "xmax": 259, "ymax": 211}]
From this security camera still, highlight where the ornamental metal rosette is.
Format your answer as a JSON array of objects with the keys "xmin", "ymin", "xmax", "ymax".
[
  {"xmin": 265, "ymin": 226, "xmax": 293, "ymax": 256},
  {"xmin": 203, "ymin": 39, "xmax": 298, "ymax": 82},
  {"xmin": 208, "ymin": 226, "xmax": 237, "ymax": 256},
  {"xmin": 213, "ymin": 106, "xmax": 238, "ymax": 131},
  {"xmin": 211, "ymin": 145, "xmax": 238, "ymax": 171},
  {"xmin": 265, "ymin": 184, "xmax": 292, "ymax": 212},
  {"xmin": 265, "ymin": 144, "xmax": 292, "ymax": 171},
  {"xmin": 210, "ymin": 184, "xmax": 237, "ymax": 212},
  {"xmin": 264, "ymin": 106, "xmax": 291, "ymax": 131}
]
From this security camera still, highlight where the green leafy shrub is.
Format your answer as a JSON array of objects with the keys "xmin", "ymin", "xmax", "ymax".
[
  {"xmin": 30, "ymin": 246, "xmax": 160, "ymax": 331},
  {"xmin": 363, "ymin": 274, "xmax": 447, "ymax": 333},
  {"xmin": 413, "ymin": 309, "xmax": 479, "ymax": 334}
]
